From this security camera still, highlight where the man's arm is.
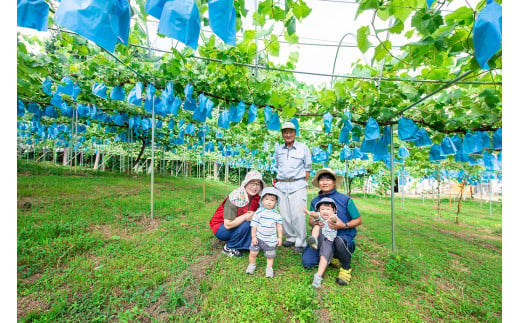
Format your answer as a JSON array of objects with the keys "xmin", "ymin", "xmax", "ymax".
[
  {"xmin": 330, "ymin": 199, "xmax": 362, "ymax": 230},
  {"xmin": 303, "ymin": 144, "xmax": 312, "ymax": 176},
  {"xmin": 347, "ymin": 216, "xmax": 362, "ymax": 228},
  {"xmin": 333, "ymin": 216, "xmax": 362, "ymax": 230},
  {"xmin": 346, "ymin": 198, "xmax": 362, "ymax": 228}
]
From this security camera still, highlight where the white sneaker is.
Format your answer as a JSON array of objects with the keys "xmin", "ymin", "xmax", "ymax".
[
  {"xmin": 265, "ymin": 266, "xmax": 274, "ymax": 278},
  {"xmin": 246, "ymin": 264, "xmax": 256, "ymax": 274},
  {"xmin": 312, "ymin": 273, "xmax": 323, "ymax": 288}
]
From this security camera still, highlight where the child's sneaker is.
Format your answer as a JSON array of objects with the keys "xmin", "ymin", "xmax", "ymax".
[
  {"xmin": 312, "ymin": 273, "xmax": 323, "ymax": 288},
  {"xmin": 329, "ymin": 257, "xmax": 340, "ymax": 268},
  {"xmin": 306, "ymin": 236, "xmax": 318, "ymax": 250},
  {"xmin": 246, "ymin": 264, "xmax": 256, "ymax": 275},
  {"xmin": 265, "ymin": 266, "xmax": 274, "ymax": 278},
  {"xmin": 222, "ymin": 244, "xmax": 242, "ymax": 257}
]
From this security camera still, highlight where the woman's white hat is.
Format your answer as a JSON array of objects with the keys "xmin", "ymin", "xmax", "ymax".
[
  {"xmin": 241, "ymin": 170, "xmax": 266, "ymax": 189},
  {"xmin": 228, "ymin": 170, "xmax": 266, "ymax": 207}
]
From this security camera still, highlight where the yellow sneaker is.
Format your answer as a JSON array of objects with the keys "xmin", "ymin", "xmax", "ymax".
[
  {"xmin": 329, "ymin": 258, "xmax": 340, "ymax": 268},
  {"xmin": 336, "ymin": 268, "xmax": 352, "ymax": 285}
]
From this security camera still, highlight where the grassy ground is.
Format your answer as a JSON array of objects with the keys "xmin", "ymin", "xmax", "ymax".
[{"xmin": 17, "ymin": 161, "xmax": 502, "ymax": 322}]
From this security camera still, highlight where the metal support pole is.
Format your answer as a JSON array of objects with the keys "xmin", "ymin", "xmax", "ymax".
[
  {"xmin": 489, "ymin": 177, "xmax": 492, "ymax": 217},
  {"xmin": 345, "ymin": 160, "xmax": 349, "ymax": 195},
  {"xmin": 202, "ymin": 134, "xmax": 206, "ymax": 204},
  {"xmin": 480, "ymin": 179, "xmax": 483, "ymax": 206},
  {"xmin": 74, "ymin": 107, "xmax": 78, "ymax": 172},
  {"xmin": 253, "ymin": 0, "xmax": 259, "ymax": 78},
  {"xmin": 437, "ymin": 167, "xmax": 441, "ymax": 216},
  {"xmin": 331, "ymin": 32, "xmax": 369, "ymax": 86},
  {"xmin": 52, "ymin": 140, "xmax": 57, "ymax": 164},
  {"xmin": 401, "ymin": 165, "xmax": 405, "ymax": 209},
  {"xmin": 69, "ymin": 114, "xmax": 74, "ymax": 167},
  {"xmin": 422, "ymin": 181, "xmax": 425, "ymax": 205},
  {"xmin": 363, "ymin": 173, "xmax": 366, "ymax": 199},
  {"xmin": 150, "ymin": 96, "xmax": 155, "ymax": 219},
  {"xmin": 389, "ymin": 124, "xmax": 396, "ymax": 253},
  {"xmin": 225, "ymin": 156, "xmax": 229, "ymax": 184},
  {"xmin": 397, "ymin": 70, "xmax": 473, "ymax": 116}
]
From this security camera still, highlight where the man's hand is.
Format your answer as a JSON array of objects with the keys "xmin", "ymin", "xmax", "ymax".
[{"xmin": 329, "ymin": 218, "xmax": 345, "ymax": 230}]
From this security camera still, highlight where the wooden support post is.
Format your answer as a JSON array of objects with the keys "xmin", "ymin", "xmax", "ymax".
[
  {"xmin": 63, "ymin": 147, "xmax": 69, "ymax": 166},
  {"xmin": 225, "ymin": 157, "xmax": 229, "ymax": 184},
  {"xmin": 94, "ymin": 152, "xmax": 102, "ymax": 170}
]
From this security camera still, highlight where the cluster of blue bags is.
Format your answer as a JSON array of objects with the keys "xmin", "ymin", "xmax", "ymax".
[{"xmin": 18, "ymin": 0, "xmax": 237, "ymax": 51}]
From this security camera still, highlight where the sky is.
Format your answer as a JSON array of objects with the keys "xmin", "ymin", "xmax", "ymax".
[
  {"xmin": 141, "ymin": 0, "xmax": 483, "ymax": 87},
  {"xmin": 240, "ymin": 0, "xmax": 482, "ymax": 87},
  {"xmin": 248, "ymin": 0, "xmax": 389, "ymax": 87}
]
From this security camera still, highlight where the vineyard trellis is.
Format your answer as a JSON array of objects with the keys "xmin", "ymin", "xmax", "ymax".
[{"xmin": 17, "ymin": 0, "xmax": 502, "ymax": 257}]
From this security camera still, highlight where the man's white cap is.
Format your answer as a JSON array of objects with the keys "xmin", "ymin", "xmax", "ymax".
[{"xmin": 281, "ymin": 121, "xmax": 296, "ymax": 130}]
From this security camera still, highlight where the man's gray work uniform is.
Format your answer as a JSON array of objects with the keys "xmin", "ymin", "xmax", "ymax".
[{"xmin": 274, "ymin": 141, "xmax": 312, "ymax": 248}]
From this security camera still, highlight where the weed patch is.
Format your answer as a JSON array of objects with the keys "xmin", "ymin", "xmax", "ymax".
[{"xmin": 383, "ymin": 253, "xmax": 419, "ymax": 286}]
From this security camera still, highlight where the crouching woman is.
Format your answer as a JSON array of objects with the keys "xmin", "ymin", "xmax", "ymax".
[{"xmin": 209, "ymin": 170, "xmax": 265, "ymax": 257}]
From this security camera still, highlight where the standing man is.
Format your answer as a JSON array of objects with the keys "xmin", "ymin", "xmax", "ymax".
[{"xmin": 274, "ymin": 122, "xmax": 312, "ymax": 253}]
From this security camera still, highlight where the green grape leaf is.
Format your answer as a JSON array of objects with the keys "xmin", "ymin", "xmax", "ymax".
[
  {"xmin": 293, "ymin": 0, "xmax": 311, "ymax": 20},
  {"xmin": 285, "ymin": 16, "xmax": 297, "ymax": 35},
  {"xmin": 357, "ymin": 26, "xmax": 371, "ymax": 53},
  {"xmin": 265, "ymin": 35, "xmax": 280, "ymax": 56},
  {"xmin": 374, "ymin": 40, "xmax": 392, "ymax": 61}
]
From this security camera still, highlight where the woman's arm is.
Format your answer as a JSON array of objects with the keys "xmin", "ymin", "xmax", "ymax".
[
  {"xmin": 222, "ymin": 199, "xmax": 255, "ymax": 229},
  {"xmin": 223, "ymin": 211, "xmax": 253, "ymax": 229}
]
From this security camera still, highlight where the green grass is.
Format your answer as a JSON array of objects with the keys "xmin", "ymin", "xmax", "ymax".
[{"xmin": 17, "ymin": 160, "xmax": 502, "ymax": 322}]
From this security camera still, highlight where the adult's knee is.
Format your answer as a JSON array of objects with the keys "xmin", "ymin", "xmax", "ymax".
[
  {"xmin": 302, "ymin": 257, "xmax": 315, "ymax": 269},
  {"xmin": 301, "ymin": 248, "xmax": 319, "ymax": 269},
  {"xmin": 235, "ymin": 220, "xmax": 251, "ymax": 233},
  {"xmin": 334, "ymin": 237, "xmax": 351, "ymax": 251},
  {"xmin": 333, "ymin": 237, "xmax": 355, "ymax": 261}
]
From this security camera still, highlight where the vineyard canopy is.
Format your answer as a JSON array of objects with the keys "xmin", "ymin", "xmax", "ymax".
[{"xmin": 16, "ymin": 0, "xmax": 502, "ymax": 181}]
